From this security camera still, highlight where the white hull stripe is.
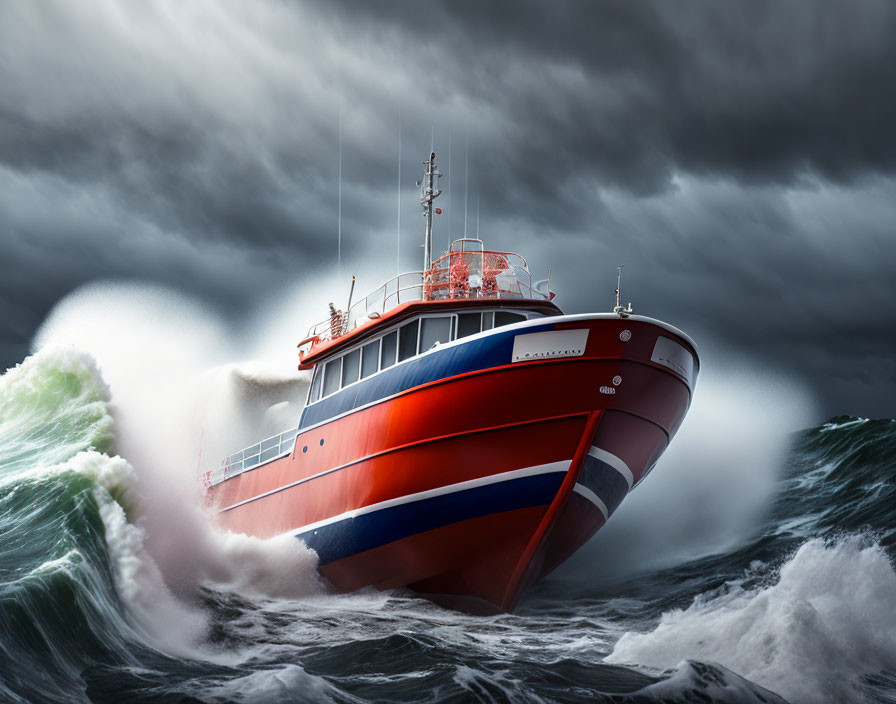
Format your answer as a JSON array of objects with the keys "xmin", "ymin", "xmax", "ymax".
[
  {"xmin": 285, "ymin": 460, "xmax": 572, "ymax": 538},
  {"xmin": 588, "ymin": 446, "xmax": 634, "ymax": 489},
  {"xmin": 572, "ymin": 484, "xmax": 609, "ymax": 519}
]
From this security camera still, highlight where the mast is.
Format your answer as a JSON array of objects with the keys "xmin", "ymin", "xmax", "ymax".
[
  {"xmin": 419, "ymin": 151, "xmax": 443, "ymax": 271},
  {"xmin": 614, "ymin": 265, "xmax": 634, "ymax": 317},
  {"xmin": 615, "ymin": 266, "xmax": 622, "ymax": 311}
]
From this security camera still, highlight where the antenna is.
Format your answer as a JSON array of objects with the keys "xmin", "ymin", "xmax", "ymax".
[
  {"xmin": 430, "ymin": 127, "xmax": 436, "ymax": 247},
  {"xmin": 343, "ymin": 275, "xmax": 356, "ymax": 335},
  {"xmin": 420, "ymin": 152, "xmax": 443, "ymax": 273},
  {"xmin": 337, "ymin": 103, "xmax": 343, "ymax": 280},
  {"xmin": 615, "ymin": 266, "xmax": 621, "ymax": 310},
  {"xmin": 464, "ymin": 133, "xmax": 469, "ymax": 235},
  {"xmin": 396, "ymin": 113, "xmax": 402, "ymax": 274},
  {"xmin": 476, "ymin": 192, "xmax": 480, "ymax": 237},
  {"xmin": 614, "ymin": 266, "xmax": 634, "ymax": 317},
  {"xmin": 447, "ymin": 129, "xmax": 452, "ymax": 248}
]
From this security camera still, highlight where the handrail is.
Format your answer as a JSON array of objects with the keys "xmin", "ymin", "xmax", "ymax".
[
  {"xmin": 304, "ymin": 271, "xmax": 426, "ymax": 340},
  {"xmin": 204, "ymin": 426, "xmax": 299, "ymax": 486},
  {"xmin": 303, "ymin": 248, "xmax": 553, "ymax": 350}
]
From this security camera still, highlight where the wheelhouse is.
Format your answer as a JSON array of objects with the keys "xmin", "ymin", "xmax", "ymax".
[
  {"xmin": 305, "ymin": 304, "xmax": 555, "ymax": 406},
  {"xmin": 298, "ymin": 236, "xmax": 560, "ymax": 373}
]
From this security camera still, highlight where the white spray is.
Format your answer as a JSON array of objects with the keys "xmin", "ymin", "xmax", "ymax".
[
  {"xmin": 32, "ymin": 282, "xmax": 328, "ymax": 649},
  {"xmin": 607, "ymin": 537, "xmax": 896, "ymax": 704}
]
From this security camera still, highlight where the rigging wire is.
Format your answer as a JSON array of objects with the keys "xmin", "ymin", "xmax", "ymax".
[
  {"xmin": 337, "ymin": 103, "xmax": 342, "ymax": 280},
  {"xmin": 396, "ymin": 113, "xmax": 402, "ymax": 275},
  {"xmin": 447, "ymin": 129, "xmax": 452, "ymax": 248},
  {"xmin": 464, "ymin": 132, "xmax": 469, "ymax": 236},
  {"xmin": 476, "ymin": 192, "xmax": 480, "ymax": 238}
]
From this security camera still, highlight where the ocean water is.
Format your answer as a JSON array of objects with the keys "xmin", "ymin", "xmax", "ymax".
[{"xmin": 2, "ymin": 294, "xmax": 896, "ymax": 703}]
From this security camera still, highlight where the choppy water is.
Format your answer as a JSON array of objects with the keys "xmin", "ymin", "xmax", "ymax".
[{"xmin": 2, "ymin": 344, "xmax": 896, "ymax": 703}]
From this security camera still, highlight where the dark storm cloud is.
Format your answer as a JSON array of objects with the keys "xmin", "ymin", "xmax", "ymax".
[
  {"xmin": 1, "ymin": 0, "xmax": 895, "ymax": 416},
  {"xmin": 312, "ymin": 0, "xmax": 896, "ymax": 196}
]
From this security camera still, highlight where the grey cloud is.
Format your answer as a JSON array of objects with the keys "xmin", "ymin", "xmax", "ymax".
[
  {"xmin": 1, "ymin": 0, "xmax": 895, "ymax": 417},
  {"xmin": 309, "ymin": 0, "xmax": 896, "ymax": 195}
]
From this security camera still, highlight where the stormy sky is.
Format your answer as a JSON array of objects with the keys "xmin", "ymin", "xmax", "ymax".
[{"xmin": 1, "ymin": 0, "xmax": 895, "ymax": 418}]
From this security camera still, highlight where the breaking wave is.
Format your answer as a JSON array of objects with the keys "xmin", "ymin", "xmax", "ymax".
[
  {"xmin": 608, "ymin": 537, "xmax": 896, "ymax": 703},
  {"xmin": 0, "ymin": 342, "xmax": 323, "ymax": 704}
]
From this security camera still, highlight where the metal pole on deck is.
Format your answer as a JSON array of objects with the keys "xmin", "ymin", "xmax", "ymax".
[
  {"xmin": 420, "ymin": 152, "xmax": 442, "ymax": 273},
  {"xmin": 343, "ymin": 276, "xmax": 356, "ymax": 335}
]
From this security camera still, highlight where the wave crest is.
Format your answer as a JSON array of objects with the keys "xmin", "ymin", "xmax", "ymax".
[{"xmin": 607, "ymin": 536, "xmax": 896, "ymax": 704}]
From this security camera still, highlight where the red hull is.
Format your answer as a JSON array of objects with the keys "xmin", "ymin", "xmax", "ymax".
[{"xmin": 206, "ymin": 315, "xmax": 696, "ymax": 612}]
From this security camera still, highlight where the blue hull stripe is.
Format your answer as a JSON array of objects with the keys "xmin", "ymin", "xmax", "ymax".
[
  {"xmin": 579, "ymin": 455, "xmax": 629, "ymax": 516},
  {"xmin": 299, "ymin": 323, "xmax": 555, "ymax": 429},
  {"xmin": 296, "ymin": 471, "xmax": 565, "ymax": 565}
]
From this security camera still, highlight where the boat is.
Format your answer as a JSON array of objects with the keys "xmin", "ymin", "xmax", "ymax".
[{"xmin": 203, "ymin": 152, "xmax": 699, "ymax": 614}]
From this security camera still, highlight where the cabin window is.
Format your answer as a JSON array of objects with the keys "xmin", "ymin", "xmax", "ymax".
[
  {"xmin": 420, "ymin": 316, "xmax": 452, "ymax": 352},
  {"xmin": 341, "ymin": 348, "xmax": 361, "ymax": 386},
  {"xmin": 495, "ymin": 311, "xmax": 527, "ymax": 328},
  {"xmin": 381, "ymin": 331, "xmax": 397, "ymax": 369},
  {"xmin": 309, "ymin": 366, "xmax": 322, "ymax": 402},
  {"xmin": 398, "ymin": 320, "xmax": 419, "ymax": 362},
  {"xmin": 361, "ymin": 339, "xmax": 380, "ymax": 378},
  {"xmin": 482, "ymin": 311, "xmax": 494, "ymax": 330},
  {"xmin": 456, "ymin": 312, "xmax": 481, "ymax": 339},
  {"xmin": 323, "ymin": 357, "xmax": 341, "ymax": 397}
]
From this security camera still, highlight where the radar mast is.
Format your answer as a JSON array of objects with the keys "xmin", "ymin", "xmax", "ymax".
[{"xmin": 419, "ymin": 152, "xmax": 443, "ymax": 271}]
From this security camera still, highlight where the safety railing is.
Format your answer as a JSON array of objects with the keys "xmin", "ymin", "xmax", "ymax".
[
  {"xmin": 302, "ymin": 244, "xmax": 552, "ymax": 349},
  {"xmin": 426, "ymin": 250, "xmax": 538, "ymax": 302},
  {"xmin": 305, "ymin": 272, "xmax": 426, "ymax": 342},
  {"xmin": 204, "ymin": 426, "xmax": 298, "ymax": 487}
]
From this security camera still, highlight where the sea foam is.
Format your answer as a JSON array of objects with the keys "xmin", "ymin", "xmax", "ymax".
[{"xmin": 607, "ymin": 536, "xmax": 896, "ymax": 704}]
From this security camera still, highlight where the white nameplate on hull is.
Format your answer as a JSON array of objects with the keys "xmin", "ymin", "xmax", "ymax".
[
  {"xmin": 511, "ymin": 329, "xmax": 589, "ymax": 363},
  {"xmin": 650, "ymin": 336, "xmax": 696, "ymax": 386}
]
